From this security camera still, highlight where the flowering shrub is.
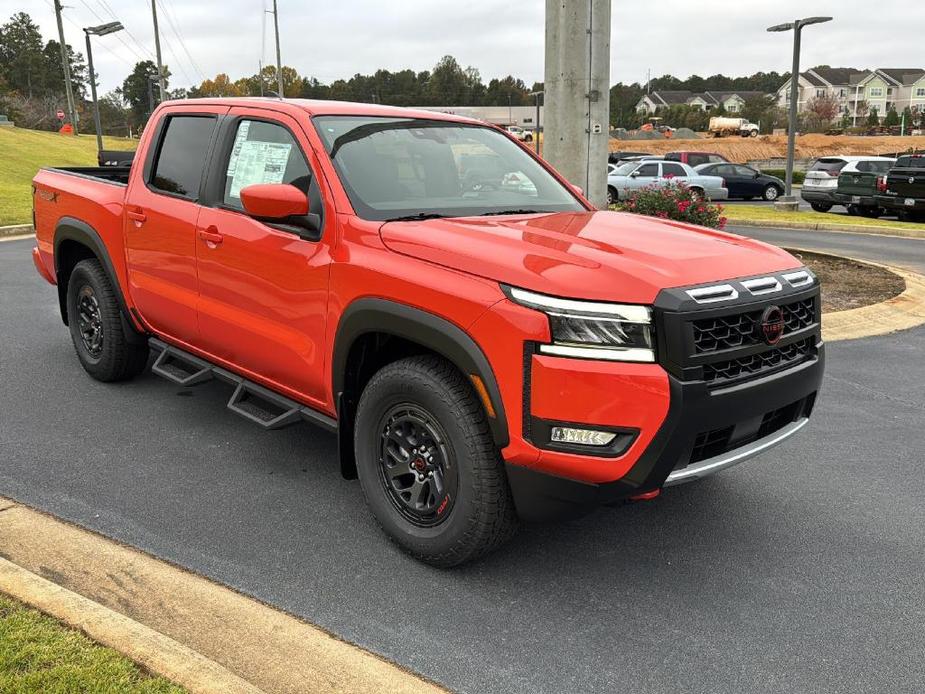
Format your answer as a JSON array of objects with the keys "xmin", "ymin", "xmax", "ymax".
[{"xmin": 615, "ymin": 182, "xmax": 727, "ymax": 229}]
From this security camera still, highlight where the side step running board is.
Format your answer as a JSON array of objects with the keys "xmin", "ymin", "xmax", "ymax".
[{"xmin": 148, "ymin": 338, "xmax": 337, "ymax": 433}]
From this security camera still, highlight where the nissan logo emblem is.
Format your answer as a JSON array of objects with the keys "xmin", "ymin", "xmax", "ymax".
[{"xmin": 759, "ymin": 306, "xmax": 785, "ymax": 345}]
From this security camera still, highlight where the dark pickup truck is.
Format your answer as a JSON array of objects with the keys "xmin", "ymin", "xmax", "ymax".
[
  {"xmin": 876, "ymin": 154, "xmax": 925, "ymax": 221},
  {"xmin": 834, "ymin": 159, "xmax": 895, "ymax": 218}
]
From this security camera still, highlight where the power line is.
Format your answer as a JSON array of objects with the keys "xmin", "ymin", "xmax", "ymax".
[
  {"xmin": 157, "ymin": 0, "xmax": 207, "ymax": 82},
  {"xmin": 76, "ymin": 0, "xmax": 149, "ymax": 64},
  {"xmin": 89, "ymin": 0, "xmax": 156, "ymax": 63}
]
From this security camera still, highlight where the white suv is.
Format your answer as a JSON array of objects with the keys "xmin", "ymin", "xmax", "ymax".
[
  {"xmin": 505, "ymin": 125, "xmax": 533, "ymax": 142},
  {"xmin": 802, "ymin": 156, "xmax": 896, "ymax": 212}
]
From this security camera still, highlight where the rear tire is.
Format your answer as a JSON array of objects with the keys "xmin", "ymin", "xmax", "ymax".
[
  {"xmin": 859, "ymin": 206, "xmax": 882, "ymax": 218},
  {"xmin": 354, "ymin": 355, "xmax": 519, "ymax": 567},
  {"xmin": 66, "ymin": 259, "xmax": 148, "ymax": 382},
  {"xmin": 689, "ymin": 187, "xmax": 704, "ymax": 202},
  {"xmin": 762, "ymin": 185, "xmax": 780, "ymax": 202},
  {"xmin": 810, "ymin": 202, "xmax": 833, "ymax": 213}
]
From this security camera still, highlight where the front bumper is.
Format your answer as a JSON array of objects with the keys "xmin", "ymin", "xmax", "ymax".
[
  {"xmin": 506, "ymin": 352, "xmax": 823, "ymax": 520},
  {"xmin": 801, "ymin": 188, "xmax": 839, "ymax": 204}
]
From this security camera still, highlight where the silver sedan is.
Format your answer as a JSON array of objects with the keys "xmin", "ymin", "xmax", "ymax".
[{"xmin": 607, "ymin": 159, "xmax": 728, "ymax": 205}]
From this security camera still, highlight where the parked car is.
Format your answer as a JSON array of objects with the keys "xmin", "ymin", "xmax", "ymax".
[
  {"xmin": 875, "ymin": 154, "xmax": 925, "ymax": 221},
  {"xmin": 708, "ymin": 117, "xmax": 759, "ymax": 138},
  {"xmin": 833, "ymin": 158, "xmax": 896, "ymax": 218},
  {"xmin": 607, "ymin": 159, "xmax": 728, "ymax": 205},
  {"xmin": 664, "ymin": 151, "xmax": 729, "ymax": 168},
  {"xmin": 505, "ymin": 125, "xmax": 533, "ymax": 142},
  {"xmin": 803, "ymin": 157, "xmax": 896, "ymax": 213},
  {"xmin": 694, "ymin": 163, "xmax": 784, "ymax": 201},
  {"xmin": 31, "ymin": 98, "xmax": 822, "ymax": 566}
]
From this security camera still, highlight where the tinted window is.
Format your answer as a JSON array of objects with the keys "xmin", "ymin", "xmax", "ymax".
[
  {"xmin": 714, "ymin": 164, "xmax": 737, "ymax": 177},
  {"xmin": 664, "ymin": 152, "xmax": 680, "ymax": 161},
  {"xmin": 856, "ymin": 161, "xmax": 893, "ymax": 174},
  {"xmin": 707, "ymin": 155, "xmax": 727, "ymax": 163},
  {"xmin": 735, "ymin": 165, "xmax": 756, "ymax": 177},
  {"xmin": 662, "ymin": 163, "xmax": 686, "ymax": 178},
  {"xmin": 895, "ymin": 155, "xmax": 924, "ymax": 168},
  {"xmin": 636, "ymin": 163, "xmax": 659, "ymax": 177},
  {"xmin": 808, "ymin": 158, "xmax": 848, "ymax": 174},
  {"xmin": 150, "ymin": 116, "xmax": 216, "ymax": 198},
  {"xmin": 222, "ymin": 120, "xmax": 311, "ymax": 208},
  {"xmin": 687, "ymin": 154, "xmax": 708, "ymax": 167}
]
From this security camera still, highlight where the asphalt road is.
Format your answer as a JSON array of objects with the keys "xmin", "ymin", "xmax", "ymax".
[
  {"xmin": 730, "ymin": 225, "xmax": 925, "ymax": 274},
  {"xmin": 3, "ymin": 236, "xmax": 925, "ymax": 694}
]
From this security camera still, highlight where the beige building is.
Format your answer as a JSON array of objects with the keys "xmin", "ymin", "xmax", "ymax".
[
  {"xmin": 636, "ymin": 90, "xmax": 768, "ymax": 115},
  {"xmin": 776, "ymin": 67, "xmax": 925, "ymax": 123}
]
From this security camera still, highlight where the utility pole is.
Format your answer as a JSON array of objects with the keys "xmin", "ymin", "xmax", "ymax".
[
  {"xmin": 53, "ymin": 0, "xmax": 78, "ymax": 135},
  {"xmin": 272, "ymin": 0, "xmax": 284, "ymax": 97},
  {"xmin": 544, "ymin": 0, "xmax": 612, "ymax": 208},
  {"xmin": 151, "ymin": 0, "xmax": 167, "ymax": 98},
  {"xmin": 530, "ymin": 90, "xmax": 543, "ymax": 155}
]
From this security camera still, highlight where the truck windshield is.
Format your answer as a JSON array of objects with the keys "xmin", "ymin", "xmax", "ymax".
[{"xmin": 313, "ymin": 116, "xmax": 584, "ymax": 221}]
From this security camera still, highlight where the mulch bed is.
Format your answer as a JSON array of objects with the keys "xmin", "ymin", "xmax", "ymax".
[{"xmin": 785, "ymin": 249, "xmax": 906, "ymax": 312}]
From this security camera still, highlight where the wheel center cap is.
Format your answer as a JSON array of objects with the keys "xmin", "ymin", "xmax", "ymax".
[{"xmin": 412, "ymin": 458, "xmax": 427, "ymax": 472}]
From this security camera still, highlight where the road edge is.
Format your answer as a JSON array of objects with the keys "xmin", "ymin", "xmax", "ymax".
[
  {"xmin": 0, "ymin": 497, "xmax": 446, "ymax": 694},
  {"xmin": 786, "ymin": 248, "xmax": 925, "ymax": 341},
  {"xmin": 0, "ymin": 223, "xmax": 33, "ymax": 238},
  {"xmin": 729, "ymin": 218, "xmax": 925, "ymax": 240}
]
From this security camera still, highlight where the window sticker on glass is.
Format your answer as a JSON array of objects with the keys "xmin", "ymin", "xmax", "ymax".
[
  {"xmin": 226, "ymin": 120, "xmax": 251, "ymax": 177},
  {"xmin": 228, "ymin": 140, "xmax": 292, "ymax": 198}
]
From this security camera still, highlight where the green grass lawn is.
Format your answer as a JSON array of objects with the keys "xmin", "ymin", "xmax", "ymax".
[
  {"xmin": 0, "ymin": 594, "xmax": 185, "ymax": 693},
  {"xmin": 0, "ymin": 126, "xmax": 136, "ymax": 227},
  {"xmin": 723, "ymin": 203, "xmax": 925, "ymax": 233}
]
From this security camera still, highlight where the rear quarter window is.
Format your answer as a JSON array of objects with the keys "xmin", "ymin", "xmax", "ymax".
[
  {"xmin": 808, "ymin": 158, "xmax": 848, "ymax": 175},
  {"xmin": 150, "ymin": 116, "xmax": 217, "ymax": 199}
]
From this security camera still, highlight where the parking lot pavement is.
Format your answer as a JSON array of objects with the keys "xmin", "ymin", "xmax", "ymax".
[
  {"xmin": 3, "ymin": 236, "xmax": 925, "ymax": 694},
  {"xmin": 729, "ymin": 225, "xmax": 925, "ymax": 275},
  {"xmin": 723, "ymin": 197, "xmax": 813, "ymax": 211}
]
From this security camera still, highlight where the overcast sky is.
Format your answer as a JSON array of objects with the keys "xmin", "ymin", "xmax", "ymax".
[{"xmin": 5, "ymin": 1, "xmax": 919, "ymax": 95}]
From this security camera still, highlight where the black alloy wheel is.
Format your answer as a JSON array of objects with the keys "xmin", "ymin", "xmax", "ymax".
[
  {"xmin": 76, "ymin": 285, "xmax": 104, "ymax": 358},
  {"xmin": 377, "ymin": 404, "xmax": 458, "ymax": 527}
]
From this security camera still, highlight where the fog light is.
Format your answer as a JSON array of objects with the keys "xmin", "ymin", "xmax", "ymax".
[{"xmin": 550, "ymin": 427, "xmax": 616, "ymax": 446}]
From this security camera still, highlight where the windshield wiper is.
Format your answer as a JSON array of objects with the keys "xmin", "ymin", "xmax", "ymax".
[
  {"xmin": 479, "ymin": 209, "xmax": 543, "ymax": 216},
  {"xmin": 383, "ymin": 212, "xmax": 451, "ymax": 222}
]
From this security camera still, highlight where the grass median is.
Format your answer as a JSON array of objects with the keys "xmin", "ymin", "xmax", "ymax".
[
  {"xmin": 722, "ymin": 203, "xmax": 925, "ymax": 233},
  {"xmin": 0, "ymin": 127, "xmax": 136, "ymax": 227},
  {"xmin": 0, "ymin": 593, "xmax": 185, "ymax": 693}
]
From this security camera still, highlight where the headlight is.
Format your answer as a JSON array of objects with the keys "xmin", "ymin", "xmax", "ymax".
[{"xmin": 505, "ymin": 286, "xmax": 654, "ymax": 362}]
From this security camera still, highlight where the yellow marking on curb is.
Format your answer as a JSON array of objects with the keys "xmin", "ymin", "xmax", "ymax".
[{"xmin": 0, "ymin": 499, "xmax": 447, "ymax": 694}]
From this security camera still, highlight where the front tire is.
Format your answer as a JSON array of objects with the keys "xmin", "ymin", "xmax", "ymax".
[
  {"xmin": 66, "ymin": 259, "xmax": 148, "ymax": 382},
  {"xmin": 354, "ymin": 355, "xmax": 519, "ymax": 567},
  {"xmin": 762, "ymin": 185, "xmax": 780, "ymax": 202},
  {"xmin": 607, "ymin": 186, "xmax": 617, "ymax": 206}
]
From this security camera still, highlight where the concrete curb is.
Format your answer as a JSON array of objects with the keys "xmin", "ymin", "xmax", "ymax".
[
  {"xmin": 0, "ymin": 557, "xmax": 262, "ymax": 694},
  {"xmin": 0, "ymin": 223, "xmax": 33, "ymax": 237},
  {"xmin": 786, "ymin": 247, "xmax": 925, "ymax": 341},
  {"xmin": 729, "ymin": 218, "xmax": 925, "ymax": 240},
  {"xmin": 0, "ymin": 498, "xmax": 446, "ymax": 694}
]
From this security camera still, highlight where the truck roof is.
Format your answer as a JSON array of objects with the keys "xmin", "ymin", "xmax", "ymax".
[{"xmin": 157, "ymin": 97, "xmax": 485, "ymax": 126}]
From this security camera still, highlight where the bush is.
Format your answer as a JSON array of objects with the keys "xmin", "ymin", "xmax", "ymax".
[
  {"xmin": 762, "ymin": 169, "xmax": 805, "ymax": 184},
  {"xmin": 616, "ymin": 182, "xmax": 726, "ymax": 229}
]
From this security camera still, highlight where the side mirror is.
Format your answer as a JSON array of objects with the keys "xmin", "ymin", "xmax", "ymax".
[
  {"xmin": 753, "ymin": 172, "xmax": 761, "ymax": 179},
  {"xmin": 630, "ymin": 171, "xmax": 639, "ymax": 178},
  {"xmin": 240, "ymin": 183, "xmax": 321, "ymax": 239}
]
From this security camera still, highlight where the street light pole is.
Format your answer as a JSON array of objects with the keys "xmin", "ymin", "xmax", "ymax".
[
  {"xmin": 530, "ymin": 90, "xmax": 543, "ymax": 155},
  {"xmin": 83, "ymin": 21, "xmax": 124, "ymax": 154},
  {"xmin": 768, "ymin": 16, "xmax": 832, "ymax": 207}
]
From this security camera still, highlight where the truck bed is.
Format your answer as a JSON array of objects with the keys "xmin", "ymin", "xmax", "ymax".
[{"xmin": 44, "ymin": 166, "xmax": 132, "ymax": 186}]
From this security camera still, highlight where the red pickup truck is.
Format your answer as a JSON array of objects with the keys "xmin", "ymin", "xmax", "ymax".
[{"xmin": 32, "ymin": 98, "xmax": 824, "ymax": 566}]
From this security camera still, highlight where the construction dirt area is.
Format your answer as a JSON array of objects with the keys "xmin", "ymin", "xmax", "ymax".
[{"xmin": 610, "ymin": 133, "xmax": 925, "ymax": 164}]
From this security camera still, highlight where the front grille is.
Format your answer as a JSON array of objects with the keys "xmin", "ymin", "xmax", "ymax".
[
  {"xmin": 692, "ymin": 298, "xmax": 815, "ymax": 353},
  {"xmin": 687, "ymin": 395, "xmax": 813, "ymax": 466},
  {"xmin": 702, "ymin": 338, "xmax": 814, "ymax": 384}
]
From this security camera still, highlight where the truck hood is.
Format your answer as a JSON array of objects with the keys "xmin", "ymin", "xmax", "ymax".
[{"xmin": 379, "ymin": 211, "xmax": 800, "ymax": 304}]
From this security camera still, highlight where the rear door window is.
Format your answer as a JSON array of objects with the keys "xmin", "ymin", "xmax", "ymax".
[
  {"xmin": 636, "ymin": 163, "xmax": 659, "ymax": 177},
  {"xmin": 661, "ymin": 162, "xmax": 686, "ymax": 178},
  {"xmin": 150, "ymin": 116, "xmax": 217, "ymax": 199}
]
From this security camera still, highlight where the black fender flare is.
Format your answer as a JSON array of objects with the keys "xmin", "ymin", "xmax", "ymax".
[
  {"xmin": 332, "ymin": 298, "xmax": 510, "ymax": 448},
  {"xmin": 53, "ymin": 216, "xmax": 141, "ymax": 340}
]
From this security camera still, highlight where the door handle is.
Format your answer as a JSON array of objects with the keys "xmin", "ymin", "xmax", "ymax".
[
  {"xmin": 198, "ymin": 228, "xmax": 224, "ymax": 246},
  {"xmin": 126, "ymin": 209, "xmax": 146, "ymax": 223}
]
